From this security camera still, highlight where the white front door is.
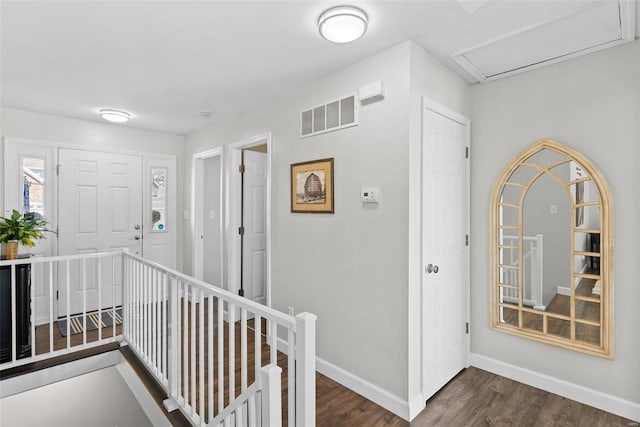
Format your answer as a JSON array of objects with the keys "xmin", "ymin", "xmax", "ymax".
[
  {"xmin": 422, "ymin": 101, "xmax": 470, "ymax": 399},
  {"xmin": 242, "ymin": 150, "xmax": 267, "ymax": 305},
  {"xmin": 57, "ymin": 148, "xmax": 143, "ymax": 316}
]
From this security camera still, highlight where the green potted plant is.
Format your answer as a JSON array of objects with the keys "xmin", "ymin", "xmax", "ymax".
[{"xmin": 0, "ymin": 210, "xmax": 47, "ymax": 260}]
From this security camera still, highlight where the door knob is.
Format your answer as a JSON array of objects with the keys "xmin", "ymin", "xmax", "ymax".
[
  {"xmin": 134, "ymin": 235, "xmax": 141, "ymax": 240},
  {"xmin": 134, "ymin": 224, "xmax": 141, "ymax": 230},
  {"xmin": 426, "ymin": 264, "xmax": 440, "ymax": 274}
]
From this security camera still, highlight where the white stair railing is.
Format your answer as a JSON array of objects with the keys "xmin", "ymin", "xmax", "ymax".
[
  {"xmin": 122, "ymin": 251, "xmax": 316, "ymax": 427},
  {"xmin": 0, "ymin": 252, "xmax": 122, "ymax": 370},
  {"xmin": 500, "ymin": 234, "xmax": 544, "ymax": 308},
  {"xmin": 0, "ymin": 250, "xmax": 316, "ymax": 427}
]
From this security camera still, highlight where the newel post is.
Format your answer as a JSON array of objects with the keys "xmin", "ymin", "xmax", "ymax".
[
  {"xmin": 260, "ymin": 363, "xmax": 283, "ymax": 427},
  {"xmin": 295, "ymin": 312, "xmax": 317, "ymax": 427}
]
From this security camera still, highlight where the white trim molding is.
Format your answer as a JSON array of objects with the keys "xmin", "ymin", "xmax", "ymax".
[
  {"xmin": 470, "ymin": 353, "xmax": 640, "ymax": 422},
  {"xmin": 191, "ymin": 146, "xmax": 224, "ymax": 281},
  {"xmin": 116, "ymin": 358, "xmax": 172, "ymax": 427},
  {"xmin": 0, "ymin": 351, "xmax": 121, "ymax": 398},
  {"xmin": 316, "ymin": 357, "xmax": 412, "ymax": 421},
  {"xmin": 275, "ymin": 337, "xmax": 415, "ymax": 421},
  {"xmin": 227, "ymin": 132, "xmax": 272, "ymax": 306}
]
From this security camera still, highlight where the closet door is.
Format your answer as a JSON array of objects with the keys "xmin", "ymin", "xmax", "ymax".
[{"xmin": 421, "ymin": 100, "xmax": 470, "ymax": 400}]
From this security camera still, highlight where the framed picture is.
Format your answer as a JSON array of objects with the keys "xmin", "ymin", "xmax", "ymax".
[{"xmin": 291, "ymin": 158, "xmax": 334, "ymax": 213}]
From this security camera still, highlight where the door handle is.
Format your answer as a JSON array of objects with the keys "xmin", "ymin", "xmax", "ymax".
[
  {"xmin": 425, "ymin": 264, "xmax": 439, "ymax": 274},
  {"xmin": 132, "ymin": 235, "xmax": 141, "ymax": 241}
]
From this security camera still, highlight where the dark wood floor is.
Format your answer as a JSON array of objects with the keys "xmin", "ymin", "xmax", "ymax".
[
  {"xmin": 32, "ymin": 319, "xmax": 633, "ymax": 427},
  {"xmin": 408, "ymin": 367, "xmax": 634, "ymax": 427}
]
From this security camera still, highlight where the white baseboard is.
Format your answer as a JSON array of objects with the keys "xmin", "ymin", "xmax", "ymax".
[
  {"xmin": 276, "ymin": 336, "xmax": 289, "ymax": 355},
  {"xmin": 408, "ymin": 393, "xmax": 427, "ymax": 420},
  {"xmin": 557, "ymin": 286, "xmax": 571, "ymax": 296},
  {"xmin": 275, "ymin": 338, "xmax": 413, "ymax": 421},
  {"xmin": 316, "ymin": 357, "xmax": 412, "ymax": 421},
  {"xmin": 470, "ymin": 353, "xmax": 640, "ymax": 422}
]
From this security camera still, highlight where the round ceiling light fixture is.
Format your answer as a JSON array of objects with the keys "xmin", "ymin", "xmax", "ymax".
[
  {"xmin": 99, "ymin": 109, "xmax": 130, "ymax": 123},
  {"xmin": 318, "ymin": 5, "xmax": 368, "ymax": 44}
]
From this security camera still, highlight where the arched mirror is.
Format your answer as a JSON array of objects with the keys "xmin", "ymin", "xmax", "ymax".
[{"xmin": 490, "ymin": 139, "xmax": 613, "ymax": 358}]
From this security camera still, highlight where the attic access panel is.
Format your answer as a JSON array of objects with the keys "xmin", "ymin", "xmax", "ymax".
[{"xmin": 452, "ymin": 1, "xmax": 636, "ymax": 82}]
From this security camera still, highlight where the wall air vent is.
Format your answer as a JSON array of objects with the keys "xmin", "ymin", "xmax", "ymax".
[
  {"xmin": 300, "ymin": 94, "xmax": 358, "ymax": 138},
  {"xmin": 451, "ymin": 0, "xmax": 636, "ymax": 83}
]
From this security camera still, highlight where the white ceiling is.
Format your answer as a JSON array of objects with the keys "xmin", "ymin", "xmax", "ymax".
[{"xmin": 1, "ymin": 1, "xmax": 638, "ymax": 136}]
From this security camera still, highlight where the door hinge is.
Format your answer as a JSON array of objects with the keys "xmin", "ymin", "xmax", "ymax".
[
  {"xmin": 56, "ymin": 164, "xmax": 61, "ymax": 176},
  {"xmin": 238, "ymin": 164, "xmax": 245, "ymax": 173},
  {"xmin": 238, "ymin": 226, "xmax": 245, "ymax": 235},
  {"xmin": 56, "ymin": 290, "xmax": 59, "ymax": 300},
  {"xmin": 465, "ymin": 146, "xmax": 469, "ymax": 159},
  {"xmin": 465, "ymin": 234, "xmax": 469, "ymax": 246},
  {"xmin": 466, "ymin": 322, "xmax": 469, "ymax": 334}
]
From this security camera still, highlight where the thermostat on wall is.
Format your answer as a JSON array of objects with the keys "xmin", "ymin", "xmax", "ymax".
[{"xmin": 361, "ymin": 188, "xmax": 380, "ymax": 203}]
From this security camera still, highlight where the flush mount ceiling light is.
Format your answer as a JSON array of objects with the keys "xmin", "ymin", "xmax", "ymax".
[
  {"xmin": 99, "ymin": 109, "xmax": 130, "ymax": 123},
  {"xmin": 318, "ymin": 6, "xmax": 368, "ymax": 43}
]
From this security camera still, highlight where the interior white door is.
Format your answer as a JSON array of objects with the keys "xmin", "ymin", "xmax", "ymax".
[
  {"xmin": 58, "ymin": 148, "xmax": 143, "ymax": 316},
  {"xmin": 422, "ymin": 102, "xmax": 470, "ymax": 399},
  {"xmin": 242, "ymin": 150, "xmax": 267, "ymax": 305}
]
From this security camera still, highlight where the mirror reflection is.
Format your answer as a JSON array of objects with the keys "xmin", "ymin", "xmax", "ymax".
[{"xmin": 491, "ymin": 140, "xmax": 612, "ymax": 358}]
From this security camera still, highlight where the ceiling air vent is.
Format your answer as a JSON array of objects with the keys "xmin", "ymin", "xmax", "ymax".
[
  {"xmin": 451, "ymin": 1, "xmax": 636, "ymax": 83},
  {"xmin": 300, "ymin": 94, "xmax": 358, "ymax": 138}
]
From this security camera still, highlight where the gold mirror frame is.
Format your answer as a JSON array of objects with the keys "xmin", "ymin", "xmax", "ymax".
[{"xmin": 489, "ymin": 139, "xmax": 614, "ymax": 358}]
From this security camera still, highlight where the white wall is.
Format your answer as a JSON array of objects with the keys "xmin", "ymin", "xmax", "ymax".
[
  {"xmin": 0, "ymin": 107, "xmax": 185, "ymax": 269},
  {"xmin": 0, "ymin": 367, "xmax": 153, "ymax": 427},
  {"xmin": 184, "ymin": 40, "xmax": 471, "ymax": 416},
  {"xmin": 470, "ymin": 40, "xmax": 640, "ymax": 405},
  {"xmin": 185, "ymin": 41, "xmax": 412, "ymax": 400},
  {"xmin": 520, "ymin": 165, "xmax": 571, "ymax": 306}
]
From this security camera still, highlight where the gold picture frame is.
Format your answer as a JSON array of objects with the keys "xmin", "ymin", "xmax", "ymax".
[{"xmin": 291, "ymin": 158, "xmax": 334, "ymax": 213}]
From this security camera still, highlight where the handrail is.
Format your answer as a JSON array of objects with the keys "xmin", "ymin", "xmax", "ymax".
[
  {"xmin": 123, "ymin": 251, "xmax": 295, "ymax": 331},
  {"xmin": 0, "ymin": 251, "xmax": 122, "ymax": 267},
  {"xmin": 0, "ymin": 250, "xmax": 316, "ymax": 426},
  {"xmin": 122, "ymin": 251, "xmax": 316, "ymax": 426}
]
